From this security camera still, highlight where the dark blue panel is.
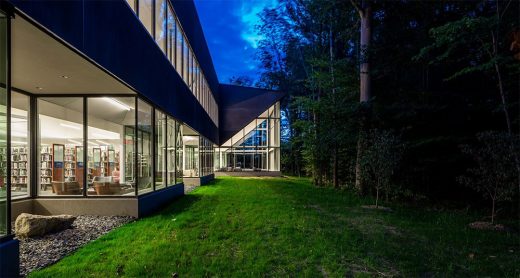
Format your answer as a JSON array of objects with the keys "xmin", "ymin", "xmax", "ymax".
[
  {"xmin": 11, "ymin": 0, "xmax": 83, "ymax": 48},
  {"xmin": 9, "ymin": 0, "xmax": 218, "ymax": 143},
  {"xmin": 138, "ymin": 184, "xmax": 184, "ymax": 217},
  {"xmin": 219, "ymin": 84, "xmax": 285, "ymax": 144},
  {"xmin": 0, "ymin": 237, "xmax": 19, "ymax": 277}
]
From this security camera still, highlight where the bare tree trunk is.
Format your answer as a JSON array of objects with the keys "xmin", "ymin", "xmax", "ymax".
[
  {"xmin": 359, "ymin": 0, "xmax": 372, "ymax": 102},
  {"xmin": 375, "ymin": 187, "xmax": 379, "ymax": 208},
  {"xmin": 491, "ymin": 198, "xmax": 495, "ymax": 224},
  {"xmin": 329, "ymin": 18, "xmax": 339, "ymax": 189},
  {"xmin": 353, "ymin": 0, "xmax": 372, "ymax": 195}
]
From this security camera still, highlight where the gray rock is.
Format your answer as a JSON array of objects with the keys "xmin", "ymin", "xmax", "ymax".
[
  {"xmin": 16, "ymin": 215, "xmax": 134, "ymax": 277},
  {"xmin": 15, "ymin": 213, "xmax": 77, "ymax": 238}
]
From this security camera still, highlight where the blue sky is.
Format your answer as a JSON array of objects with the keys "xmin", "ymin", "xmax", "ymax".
[{"xmin": 194, "ymin": 0, "xmax": 278, "ymax": 84}]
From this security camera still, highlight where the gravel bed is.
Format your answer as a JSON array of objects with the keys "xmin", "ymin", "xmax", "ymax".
[
  {"xmin": 16, "ymin": 215, "xmax": 134, "ymax": 277},
  {"xmin": 184, "ymin": 185, "xmax": 198, "ymax": 194}
]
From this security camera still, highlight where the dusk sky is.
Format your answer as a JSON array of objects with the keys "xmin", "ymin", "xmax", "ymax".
[{"xmin": 194, "ymin": 0, "xmax": 278, "ymax": 84}]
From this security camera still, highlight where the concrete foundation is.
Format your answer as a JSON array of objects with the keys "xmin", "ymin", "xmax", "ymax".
[
  {"xmin": 11, "ymin": 184, "xmax": 185, "ymax": 220},
  {"xmin": 183, "ymin": 174, "xmax": 215, "ymax": 186},
  {"xmin": 214, "ymin": 171, "xmax": 281, "ymax": 177}
]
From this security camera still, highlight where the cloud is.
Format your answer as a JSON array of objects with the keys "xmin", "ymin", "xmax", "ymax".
[
  {"xmin": 195, "ymin": 0, "xmax": 277, "ymax": 82},
  {"xmin": 236, "ymin": 0, "xmax": 278, "ymax": 49}
]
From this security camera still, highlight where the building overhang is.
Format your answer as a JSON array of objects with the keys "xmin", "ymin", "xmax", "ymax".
[{"xmin": 218, "ymin": 84, "xmax": 285, "ymax": 145}]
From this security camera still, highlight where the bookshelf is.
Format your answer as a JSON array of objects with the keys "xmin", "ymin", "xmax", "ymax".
[
  {"xmin": 40, "ymin": 145, "xmax": 53, "ymax": 189},
  {"xmin": 64, "ymin": 146, "xmax": 76, "ymax": 181},
  {"xmin": 11, "ymin": 146, "xmax": 28, "ymax": 192}
]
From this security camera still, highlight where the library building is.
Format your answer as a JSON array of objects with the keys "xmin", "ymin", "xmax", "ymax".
[{"xmin": 0, "ymin": 0, "xmax": 284, "ymax": 275}]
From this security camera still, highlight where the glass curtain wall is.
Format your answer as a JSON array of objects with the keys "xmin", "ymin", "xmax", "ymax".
[
  {"xmin": 183, "ymin": 135, "xmax": 199, "ymax": 177},
  {"xmin": 155, "ymin": 109, "xmax": 166, "ymax": 190},
  {"xmin": 182, "ymin": 134, "xmax": 214, "ymax": 178},
  {"xmin": 138, "ymin": 0, "xmax": 153, "ymax": 35},
  {"xmin": 166, "ymin": 116, "xmax": 175, "ymax": 185},
  {"xmin": 215, "ymin": 102, "xmax": 281, "ymax": 172},
  {"xmin": 87, "ymin": 97, "xmax": 136, "ymax": 196},
  {"xmin": 11, "ymin": 92, "xmax": 30, "ymax": 199},
  {"xmin": 199, "ymin": 137, "xmax": 214, "ymax": 177},
  {"xmin": 0, "ymin": 13, "xmax": 7, "ymax": 237},
  {"xmin": 175, "ymin": 121, "xmax": 183, "ymax": 183},
  {"xmin": 7, "ymin": 93, "xmax": 183, "ymax": 200},
  {"xmin": 125, "ymin": 0, "xmax": 218, "ymax": 125},
  {"xmin": 155, "ymin": 0, "xmax": 166, "ymax": 54},
  {"xmin": 137, "ymin": 99, "xmax": 153, "ymax": 194},
  {"xmin": 37, "ymin": 98, "xmax": 84, "ymax": 196}
]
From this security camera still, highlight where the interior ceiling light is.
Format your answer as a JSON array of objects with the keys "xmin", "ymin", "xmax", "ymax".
[
  {"xmin": 67, "ymin": 139, "xmax": 82, "ymax": 145},
  {"xmin": 87, "ymin": 141, "xmax": 99, "ymax": 146},
  {"xmin": 61, "ymin": 75, "xmax": 70, "ymax": 79},
  {"xmin": 60, "ymin": 123, "xmax": 81, "ymax": 130},
  {"xmin": 96, "ymin": 139, "xmax": 110, "ymax": 145},
  {"xmin": 103, "ymin": 97, "xmax": 131, "ymax": 111},
  {"xmin": 36, "ymin": 86, "xmax": 43, "ymax": 90}
]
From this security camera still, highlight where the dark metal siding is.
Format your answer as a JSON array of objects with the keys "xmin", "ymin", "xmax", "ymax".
[
  {"xmin": 219, "ymin": 84, "xmax": 285, "ymax": 144},
  {"xmin": 9, "ymin": 0, "xmax": 218, "ymax": 143},
  {"xmin": 170, "ymin": 0, "xmax": 219, "ymax": 103}
]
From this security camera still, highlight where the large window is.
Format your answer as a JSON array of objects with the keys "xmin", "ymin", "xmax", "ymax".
[
  {"xmin": 155, "ymin": 109, "xmax": 166, "ymax": 190},
  {"xmin": 37, "ymin": 97, "xmax": 84, "ymax": 196},
  {"xmin": 175, "ymin": 21, "xmax": 183, "ymax": 73},
  {"xmin": 183, "ymin": 135, "xmax": 199, "ymax": 177},
  {"xmin": 138, "ymin": 0, "xmax": 153, "ymax": 35},
  {"xmin": 0, "ymin": 14, "xmax": 7, "ymax": 237},
  {"xmin": 155, "ymin": 0, "xmax": 166, "ymax": 54},
  {"xmin": 137, "ymin": 99, "xmax": 153, "ymax": 194},
  {"xmin": 166, "ymin": 6, "xmax": 175, "ymax": 63},
  {"xmin": 182, "ymin": 35, "xmax": 189, "ymax": 82},
  {"xmin": 215, "ymin": 102, "xmax": 281, "ymax": 172},
  {"xmin": 126, "ymin": 0, "xmax": 218, "ymax": 126},
  {"xmin": 87, "ymin": 97, "xmax": 136, "ymax": 196},
  {"xmin": 166, "ymin": 116, "xmax": 176, "ymax": 185},
  {"xmin": 175, "ymin": 121, "xmax": 183, "ymax": 183},
  {"xmin": 11, "ymin": 92, "xmax": 30, "ymax": 199}
]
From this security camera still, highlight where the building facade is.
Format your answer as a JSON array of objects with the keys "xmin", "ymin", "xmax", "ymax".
[{"xmin": 0, "ymin": 0, "xmax": 283, "ymax": 276}]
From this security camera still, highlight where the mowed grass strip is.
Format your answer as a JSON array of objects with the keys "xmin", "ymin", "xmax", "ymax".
[{"xmin": 30, "ymin": 177, "xmax": 518, "ymax": 277}]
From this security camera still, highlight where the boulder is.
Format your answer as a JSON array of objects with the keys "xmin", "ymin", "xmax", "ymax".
[{"xmin": 15, "ymin": 213, "xmax": 76, "ymax": 238}]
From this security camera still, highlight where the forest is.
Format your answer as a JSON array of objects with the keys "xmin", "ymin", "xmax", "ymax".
[{"xmin": 233, "ymin": 0, "xmax": 520, "ymax": 223}]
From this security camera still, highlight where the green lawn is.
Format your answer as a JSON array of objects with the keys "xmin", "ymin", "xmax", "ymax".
[{"xmin": 31, "ymin": 177, "xmax": 518, "ymax": 277}]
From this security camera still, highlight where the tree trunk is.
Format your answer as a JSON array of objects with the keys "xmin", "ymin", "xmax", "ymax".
[
  {"xmin": 491, "ymin": 198, "xmax": 495, "ymax": 224},
  {"xmin": 375, "ymin": 187, "xmax": 379, "ymax": 208},
  {"xmin": 359, "ymin": 0, "xmax": 372, "ymax": 102},
  {"xmin": 354, "ymin": 0, "xmax": 372, "ymax": 195}
]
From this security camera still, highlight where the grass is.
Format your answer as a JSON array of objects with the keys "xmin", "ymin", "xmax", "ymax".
[{"xmin": 30, "ymin": 177, "xmax": 518, "ymax": 277}]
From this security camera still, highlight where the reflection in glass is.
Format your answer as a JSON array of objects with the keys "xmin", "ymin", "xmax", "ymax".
[
  {"xmin": 167, "ymin": 116, "xmax": 176, "ymax": 185},
  {"xmin": 183, "ymin": 135, "xmax": 199, "ymax": 177},
  {"xmin": 155, "ymin": 0, "xmax": 166, "ymax": 54},
  {"xmin": 138, "ymin": 0, "xmax": 153, "ymax": 35},
  {"xmin": 214, "ymin": 102, "xmax": 281, "ymax": 172},
  {"xmin": 175, "ymin": 121, "xmax": 183, "ymax": 183},
  {"xmin": 137, "ymin": 99, "xmax": 153, "ymax": 194},
  {"xmin": 155, "ymin": 109, "xmax": 166, "ymax": 190},
  {"xmin": 167, "ymin": 5, "xmax": 175, "ymax": 63}
]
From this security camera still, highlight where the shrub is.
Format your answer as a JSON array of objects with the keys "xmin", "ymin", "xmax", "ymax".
[{"xmin": 457, "ymin": 131, "xmax": 519, "ymax": 224}]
